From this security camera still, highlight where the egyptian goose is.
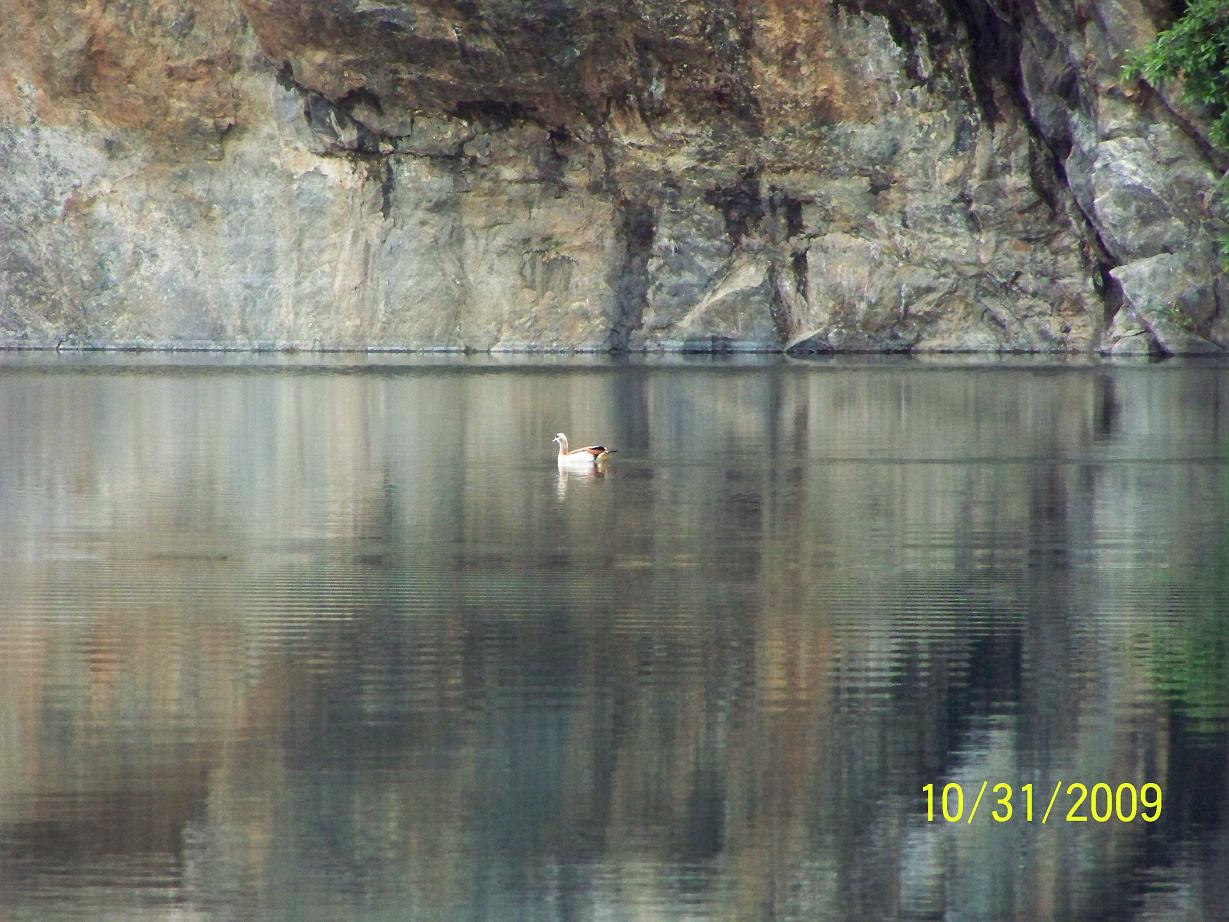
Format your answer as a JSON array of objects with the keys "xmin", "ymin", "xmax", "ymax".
[{"xmin": 552, "ymin": 432, "xmax": 616, "ymax": 466}]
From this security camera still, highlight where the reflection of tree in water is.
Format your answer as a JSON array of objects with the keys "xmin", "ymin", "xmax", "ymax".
[{"xmin": 2, "ymin": 362, "xmax": 1229, "ymax": 920}]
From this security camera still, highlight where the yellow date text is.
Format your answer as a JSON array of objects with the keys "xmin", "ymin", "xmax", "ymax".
[{"xmin": 922, "ymin": 781, "xmax": 1162, "ymax": 824}]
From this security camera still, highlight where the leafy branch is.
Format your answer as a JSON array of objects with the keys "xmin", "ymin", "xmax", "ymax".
[
  {"xmin": 1122, "ymin": 0, "xmax": 1229, "ymax": 148},
  {"xmin": 1123, "ymin": 0, "xmax": 1229, "ymax": 266}
]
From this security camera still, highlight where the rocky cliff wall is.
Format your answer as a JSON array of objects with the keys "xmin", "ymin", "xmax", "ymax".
[{"xmin": 1, "ymin": 0, "xmax": 1224, "ymax": 353}]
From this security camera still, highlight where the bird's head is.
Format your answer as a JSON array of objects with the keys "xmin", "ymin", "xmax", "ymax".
[{"xmin": 552, "ymin": 433, "xmax": 565, "ymax": 444}]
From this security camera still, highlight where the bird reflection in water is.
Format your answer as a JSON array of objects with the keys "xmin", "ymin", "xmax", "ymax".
[{"xmin": 555, "ymin": 459, "xmax": 610, "ymax": 499}]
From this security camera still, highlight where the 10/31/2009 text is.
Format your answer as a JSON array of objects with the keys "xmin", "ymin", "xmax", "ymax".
[{"xmin": 923, "ymin": 781, "xmax": 1162, "ymax": 824}]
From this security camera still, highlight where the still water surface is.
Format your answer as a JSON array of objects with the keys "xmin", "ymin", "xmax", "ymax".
[{"xmin": 1, "ymin": 354, "xmax": 1228, "ymax": 921}]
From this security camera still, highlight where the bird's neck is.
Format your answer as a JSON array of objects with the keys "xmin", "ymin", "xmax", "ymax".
[{"xmin": 556, "ymin": 436, "xmax": 569, "ymax": 456}]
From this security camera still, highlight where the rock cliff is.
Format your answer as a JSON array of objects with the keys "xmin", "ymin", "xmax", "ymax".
[{"xmin": 1, "ymin": 0, "xmax": 1224, "ymax": 353}]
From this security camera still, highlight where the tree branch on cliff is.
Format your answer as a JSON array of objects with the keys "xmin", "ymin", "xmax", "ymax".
[{"xmin": 1123, "ymin": 0, "xmax": 1229, "ymax": 266}]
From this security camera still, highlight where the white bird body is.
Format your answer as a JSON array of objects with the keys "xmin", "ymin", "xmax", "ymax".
[{"xmin": 552, "ymin": 432, "xmax": 616, "ymax": 466}]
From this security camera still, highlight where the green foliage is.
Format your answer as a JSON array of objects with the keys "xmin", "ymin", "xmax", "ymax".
[
  {"xmin": 1155, "ymin": 300, "xmax": 1195, "ymax": 329},
  {"xmin": 1124, "ymin": 2, "xmax": 1229, "ymax": 268},
  {"xmin": 1123, "ymin": 0, "xmax": 1229, "ymax": 148}
]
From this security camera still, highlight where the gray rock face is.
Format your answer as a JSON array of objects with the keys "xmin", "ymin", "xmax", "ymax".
[
  {"xmin": 1013, "ymin": 0, "xmax": 1227, "ymax": 354},
  {"xmin": 1111, "ymin": 253, "xmax": 1225, "ymax": 355},
  {"xmin": 0, "ymin": 0, "xmax": 1224, "ymax": 352}
]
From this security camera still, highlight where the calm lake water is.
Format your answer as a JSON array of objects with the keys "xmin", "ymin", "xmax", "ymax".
[{"xmin": 1, "ymin": 353, "xmax": 1228, "ymax": 921}]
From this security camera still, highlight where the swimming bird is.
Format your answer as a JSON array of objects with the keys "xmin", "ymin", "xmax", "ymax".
[{"xmin": 552, "ymin": 432, "xmax": 616, "ymax": 466}]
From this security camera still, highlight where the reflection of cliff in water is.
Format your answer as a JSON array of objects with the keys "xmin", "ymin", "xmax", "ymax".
[{"xmin": 0, "ymin": 359, "xmax": 1227, "ymax": 920}]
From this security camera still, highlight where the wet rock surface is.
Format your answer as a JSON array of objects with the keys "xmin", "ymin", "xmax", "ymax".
[{"xmin": 0, "ymin": 0, "xmax": 1223, "ymax": 352}]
